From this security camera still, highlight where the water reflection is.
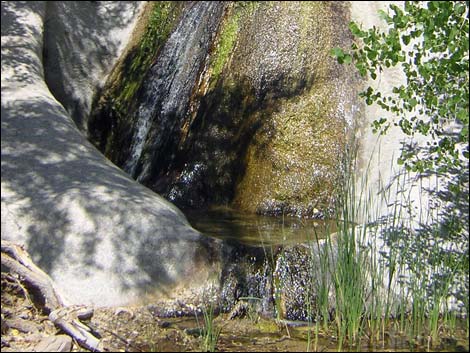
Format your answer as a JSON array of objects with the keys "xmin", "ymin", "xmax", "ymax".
[{"xmin": 185, "ymin": 206, "xmax": 337, "ymax": 247}]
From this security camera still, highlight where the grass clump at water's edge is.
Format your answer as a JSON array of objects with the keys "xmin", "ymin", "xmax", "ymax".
[
  {"xmin": 301, "ymin": 143, "xmax": 469, "ymax": 351},
  {"xmin": 195, "ymin": 302, "xmax": 222, "ymax": 352}
]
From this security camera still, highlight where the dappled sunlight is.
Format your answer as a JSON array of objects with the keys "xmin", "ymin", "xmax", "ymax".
[
  {"xmin": 1, "ymin": 2, "xmax": 467, "ymax": 351},
  {"xmin": 1, "ymin": 0, "xmax": 221, "ymax": 307}
]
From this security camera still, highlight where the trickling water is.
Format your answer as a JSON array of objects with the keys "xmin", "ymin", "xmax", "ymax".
[{"xmin": 124, "ymin": 2, "xmax": 226, "ymax": 179}]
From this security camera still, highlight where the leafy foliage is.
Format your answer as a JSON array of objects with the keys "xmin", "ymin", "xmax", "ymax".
[{"xmin": 333, "ymin": 1, "xmax": 469, "ymax": 173}]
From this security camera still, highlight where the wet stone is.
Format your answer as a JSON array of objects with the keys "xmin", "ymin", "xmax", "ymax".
[{"xmin": 274, "ymin": 245, "xmax": 321, "ymax": 321}]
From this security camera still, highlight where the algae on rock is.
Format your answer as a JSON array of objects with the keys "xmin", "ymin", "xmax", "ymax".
[
  {"xmin": 89, "ymin": 1, "xmax": 359, "ymax": 218},
  {"xmin": 88, "ymin": 1, "xmax": 186, "ymax": 166}
]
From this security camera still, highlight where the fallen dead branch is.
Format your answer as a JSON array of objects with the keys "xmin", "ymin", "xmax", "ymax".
[
  {"xmin": 1, "ymin": 240, "xmax": 101, "ymax": 351},
  {"xmin": 1, "ymin": 240, "xmax": 64, "ymax": 313}
]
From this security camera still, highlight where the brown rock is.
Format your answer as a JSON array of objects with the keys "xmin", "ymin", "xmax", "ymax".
[
  {"xmin": 4, "ymin": 319, "xmax": 41, "ymax": 334},
  {"xmin": 33, "ymin": 335, "xmax": 72, "ymax": 352}
]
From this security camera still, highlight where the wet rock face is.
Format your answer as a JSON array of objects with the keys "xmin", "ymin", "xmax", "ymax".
[
  {"xmin": 123, "ymin": 2, "xmax": 228, "ymax": 183},
  {"xmin": 171, "ymin": 1, "xmax": 357, "ymax": 217},
  {"xmin": 229, "ymin": 1, "xmax": 357, "ymax": 218},
  {"xmin": 88, "ymin": 1, "xmax": 229, "ymax": 209},
  {"xmin": 90, "ymin": 1, "xmax": 358, "ymax": 217},
  {"xmin": 215, "ymin": 242, "xmax": 337, "ymax": 322},
  {"xmin": 218, "ymin": 243, "xmax": 274, "ymax": 316},
  {"xmin": 274, "ymin": 246, "xmax": 317, "ymax": 321}
]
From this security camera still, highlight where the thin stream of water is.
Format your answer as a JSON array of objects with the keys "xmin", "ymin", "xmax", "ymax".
[
  {"xmin": 124, "ymin": 2, "xmax": 225, "ymax": 180},
  {"xmin": 154, "ymin": 311, "xmax": 469, "ymax": 352}
]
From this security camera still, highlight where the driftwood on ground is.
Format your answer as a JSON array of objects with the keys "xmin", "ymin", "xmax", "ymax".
[
  {"xmin": 49, "ymin": 307, "xmax": 100, "ymax": 351},
  {"xmin": 1, "ymin": 241, "xmax": 64, "ymax": 313},
  {"xmin": 1, "ymin": 240, "xmax": 101, "ymax": 352}
]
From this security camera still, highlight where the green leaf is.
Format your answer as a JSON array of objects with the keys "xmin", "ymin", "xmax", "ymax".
[
  {"xmin": 349, "ymin": 22, "xmax": 364, "ymax": 37},
  {"xmin": 355, "ymin": 63, "xmax": 367, "ymax": 77},
  {"xmin": 367, "ymin": 50, "xmax": 377, "ymax": 60},
  {"xmin": 331, "ymin": 47, "xmax": 344, "ymax": 59},
  {"xmin": 378, "ymin": 9, "xmax": 392, "ymax": 23},
  {"xmin": 402, "ymin": 35, "xmax": 410, "ymax": 45},
  {"xmin": 457, "ymin": 109, "xmax": 468, "ymax": 122}
]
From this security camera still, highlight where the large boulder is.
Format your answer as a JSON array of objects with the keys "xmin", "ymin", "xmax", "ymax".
[
  {"xmin": 42, "ymin": 1, "xmax": 143, "ymax": 133},
  {"xmin": 1, "ymin": 1, "xmax": 220, "ymax": 307},
  {"xmin": 89, "ymin": 2, "xmax": 359, "ymax": 218},
  {"xmin": 227, "ymin": 2, "xmax": 357, "ymax": 218}
]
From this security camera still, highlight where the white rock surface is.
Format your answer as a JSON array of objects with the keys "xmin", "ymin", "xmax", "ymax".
[
  {"xmin": 1, "ymin": 1, "xmax": 220, "ymax": 307},
  {"xmin": 42, "ymin": 1, "xmax": 143, "ymax": 133},
  {"xmin": 350, "ymin": 1, "xmax": 468, "ymax": 315}
]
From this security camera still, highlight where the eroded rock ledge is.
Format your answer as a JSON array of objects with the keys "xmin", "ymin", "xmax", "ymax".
[{"xmin": 1, "ymin": 1, "xmax": 220, "ymax": 308}]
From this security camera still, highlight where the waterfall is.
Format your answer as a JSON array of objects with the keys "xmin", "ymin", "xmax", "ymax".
[{"xmin": 124, "ymin": 2, "xmax": 225, "ymax": 181}]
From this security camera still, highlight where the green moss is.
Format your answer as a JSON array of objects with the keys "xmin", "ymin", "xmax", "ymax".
[
  {"xmin": 207, "ymin": 2, "xmax": 260, "ymax": 88},
  {"xmin": 255, "ymin": 318, "xmax": 280, "ymax": 333},
  {"xmin": 233, "ymin": 80, "xmax": 348, "ymax": 217},
  {"xmin": 209, "ymin": 12, "xmax": 239, "ymax": 84},
  {"xmin": 88, "ymin": 2, "xmax": 185, "ymax": 160},
  {"xmin": 114, "ymin": 2, "xmax": 184, "ymax": 116}
]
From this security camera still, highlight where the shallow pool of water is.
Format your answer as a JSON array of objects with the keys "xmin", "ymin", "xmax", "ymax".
[
  {"xmin": 145, "ymin": 315, "xmax": 470, "ymax": 352},
  {"xmin": 184, "ymin": 207, "xmax": 469, "ymax": 352},
  {"xmin": 186, "ymin": 206, "xmax": 336, "ymax": 247}
]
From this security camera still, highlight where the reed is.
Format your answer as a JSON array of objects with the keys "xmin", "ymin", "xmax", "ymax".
[
  {"xmin": 196, "ymin": 302, "xmax": 221, "ymax": 352},
  {"xmin": 304, "ymin": 141, "xmax": 468, "ymax": 350}
]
